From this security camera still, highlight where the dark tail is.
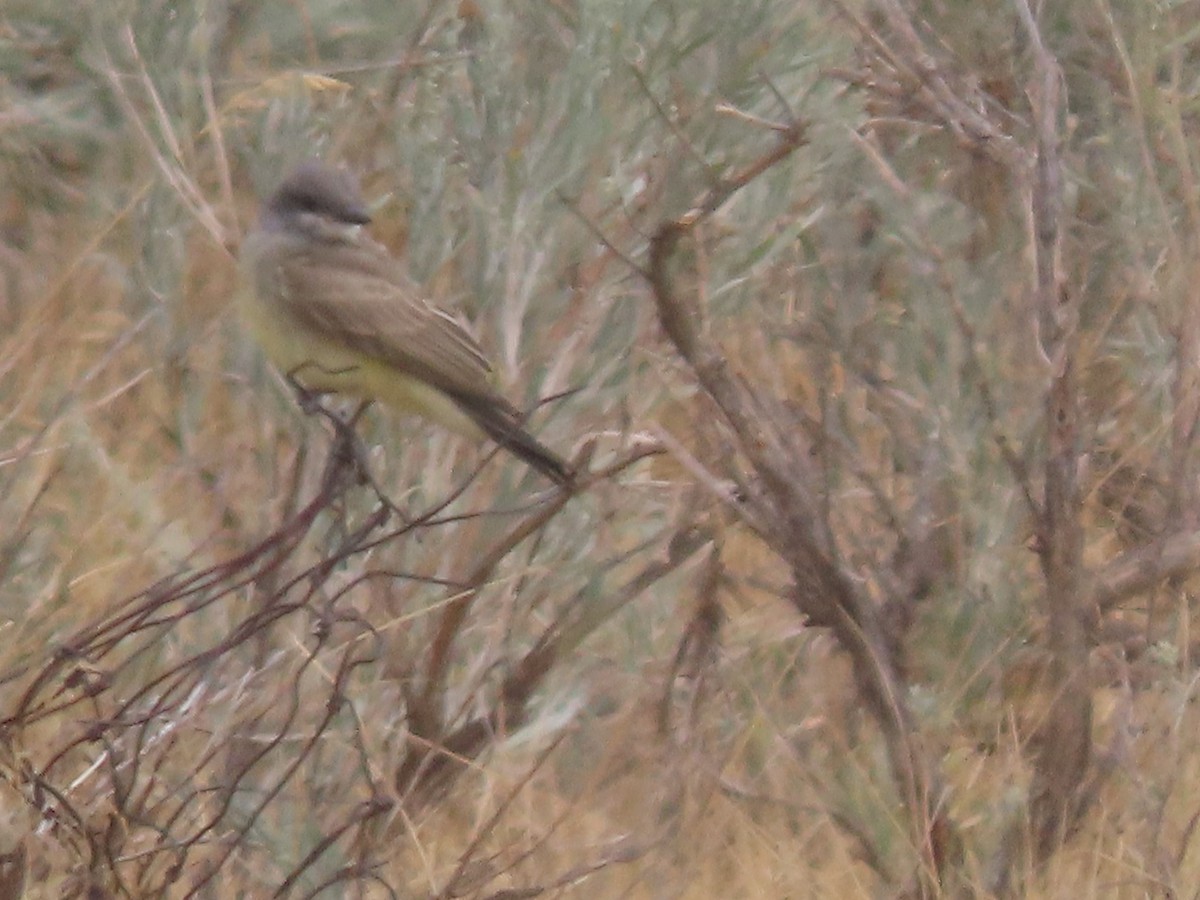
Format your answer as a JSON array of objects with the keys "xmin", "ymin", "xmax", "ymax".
[{"xmin": 461, "ymin": 397, "xmax": 574, "ymax": 487}]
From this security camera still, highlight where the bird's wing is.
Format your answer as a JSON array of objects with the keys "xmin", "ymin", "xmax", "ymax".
[{"xmin": 275, "ymin": 239, "xmax": 500, "ymax": 401}]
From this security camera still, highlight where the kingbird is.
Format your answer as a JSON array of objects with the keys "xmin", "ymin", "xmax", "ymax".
[{"xmin": 239, "ymin": 160, "xmax": 574, "ymax": 486}]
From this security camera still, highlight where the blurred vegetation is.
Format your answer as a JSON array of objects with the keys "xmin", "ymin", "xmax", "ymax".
[{"xmin": 3, "ymin": 0, "xmax": 1200, "ymax": 897}]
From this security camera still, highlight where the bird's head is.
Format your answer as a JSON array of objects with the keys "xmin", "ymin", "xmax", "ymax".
[{"xmin": 263, "ymin": 159, "xmax": 372, "ymax": 243}]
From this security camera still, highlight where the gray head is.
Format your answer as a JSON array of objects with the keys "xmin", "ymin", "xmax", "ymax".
[{"xmin": 261, "ymin": 159, "xmax": 371, "ymax": 241}]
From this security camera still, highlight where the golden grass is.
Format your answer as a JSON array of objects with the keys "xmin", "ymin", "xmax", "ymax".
[{"xmin": 3, "ymin": 1, "xmax": 1200, "ymax": 897}]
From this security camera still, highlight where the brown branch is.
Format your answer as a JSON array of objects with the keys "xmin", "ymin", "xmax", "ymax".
[
  {"xmin": 1087, "ymin": 527, "xmax": 1200, "ymax": 615},
  {"xmin": 828, "ymin": 0, "xmax": 1028, "ymax": 170},
  {"xmin": 644, "ymin": 118, "xmax": 958, "ymax": 895},
  {"xmin": 396, "ymin": 505, "xmax": 707, "ymax": 811},
  {"xmin": 412, "ymin": 443, "xmax": 655, "ymax": 731},
  {"xmin": 1008, "ymin": 0, "xmax": 1094, "ymax": 884}
]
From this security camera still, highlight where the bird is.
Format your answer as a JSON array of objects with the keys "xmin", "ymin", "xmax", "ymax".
[{"xmin": 238, "ymin": 159, "xmax": 574, "ymax": 486}]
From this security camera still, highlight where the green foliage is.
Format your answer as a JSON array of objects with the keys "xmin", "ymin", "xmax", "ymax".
[{"xmin": 3, "ymin": 0, "xmax": 1200, "ymax": 897}]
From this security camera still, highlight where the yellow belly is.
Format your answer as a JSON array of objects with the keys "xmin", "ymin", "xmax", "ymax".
[{"xmin": 236, "ymin": 268, "xmax": 482, "ymax": 439}]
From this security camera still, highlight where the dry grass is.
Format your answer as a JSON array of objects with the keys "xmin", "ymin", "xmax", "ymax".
[{"xmin": 4, "ymin": 0, "xmax": 1200, "ymax": 897}]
